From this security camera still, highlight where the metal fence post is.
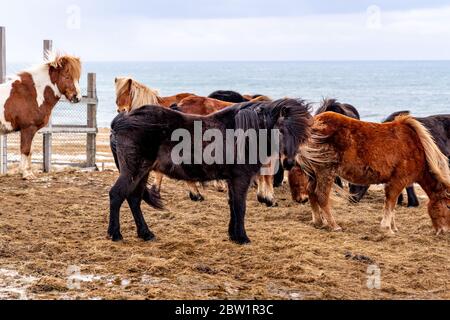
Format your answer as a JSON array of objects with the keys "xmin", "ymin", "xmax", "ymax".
[
  {"xmin": 0, "ymin": 26, "xmax": 7, "ymax": 175},
  {"xmin": 86, "ymin": 73, "xmax": 97, "ymax": 169},
  {"xmin": 43, "ymin": 39, "xmax": 53, "ymax": 172}
]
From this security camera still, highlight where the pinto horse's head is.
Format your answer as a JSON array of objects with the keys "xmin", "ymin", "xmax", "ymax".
[
  {"xmin": 274, "ymin": 99, "xmax": 313, "ymax": 171},
  {"xmin": 47, "ymin": 53, "xmax": 82, "ymax": 103},
  {"xmin": 115, "ymin": 77, "xmax": 161, "ymax": 113}
]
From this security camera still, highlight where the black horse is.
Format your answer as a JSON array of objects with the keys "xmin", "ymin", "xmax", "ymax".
[
  {"xmin": 208, "ymin": 90, "xmax": 248, "ymax": 103},
  {"xmin": 315, "ymin": 99, "xmax": 368, "ymax": 202},
  {"xmin": 355, "ymin": 111, "xmax": 450, "ymax": 207},
  {"xmin": 109, "ymin": 99, "xmax": 312, "ymax": 244}
]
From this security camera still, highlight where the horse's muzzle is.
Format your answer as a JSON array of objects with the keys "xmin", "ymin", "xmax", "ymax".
[
  {"xmin": 283, "ymin": 159, "xmax": 295, "ymax": 171},
  {"xmin": 71, "ymin": 96, "xmax": 81, "ymax": 104}
]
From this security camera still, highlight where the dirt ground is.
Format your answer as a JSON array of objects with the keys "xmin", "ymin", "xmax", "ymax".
[{"xmin": 0, "ymin": 170, "xmax": 448, "ymax": 300}]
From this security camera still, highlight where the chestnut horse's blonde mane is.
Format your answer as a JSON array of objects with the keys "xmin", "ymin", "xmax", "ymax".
[
  {"xmin": 115, "ymin": 77, "xmax": 162, "ymax": 111},
  {"xmin": 45, "ymin": 51, "xmax": 81, "ymax": 80},
  {"xmin": 395, "ymin": 115, "xmax": 450, "ymax": 190}
]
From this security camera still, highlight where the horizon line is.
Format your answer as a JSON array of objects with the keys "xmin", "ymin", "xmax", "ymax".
[{"xmin": 7, "ymin": 59, "xmax": 450, "ymax": 64}]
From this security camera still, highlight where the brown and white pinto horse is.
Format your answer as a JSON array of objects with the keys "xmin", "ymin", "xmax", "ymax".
[
  {"xmin": 0, "ymin": 53, "xmax": 82, "ymax": 179},
  {"xmin": 298, "ymin": 112, "xmax": 450, "ymax": 235}
]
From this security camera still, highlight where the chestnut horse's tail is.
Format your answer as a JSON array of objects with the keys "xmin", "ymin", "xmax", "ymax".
[{"xmin": 399, "ymin": 115, "xmax": 450, "ymax": 189}]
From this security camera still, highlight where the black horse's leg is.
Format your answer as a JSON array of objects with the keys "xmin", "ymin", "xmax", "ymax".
[
  {"xmin": 273, "ymin": 160, "xmax": 285, "ymax": 187},
  {"xmin": 397, "ymin": 192, "xmax": 404, "ymax": 205},
  {"xmin": 109, "ymin": 156, "xmax": 153, "ymax": 242},
  {"xmin": 227, "ymin": 184, "xmax": 237, "ymax": 241},
  {"xmin": 228, "ymin": 176, "xmax": 252, "ymax": 245},
  {"xmin": 109, "ymin": 174, "xmax": 128, "ymax": 242},
  {"xmin": 349, "ymin": 185, "xmax": 370, "ymax": 203},
  {"xmin": 127, "ymin": 173, "xmax": 156, "ymax": 241},
  {"xmin": 335, "ymin": 177, "xmax": 344, "ymax": 189},
  {"xmin": 406, "ymin": 185, "xmax": 420, "ymax": 207}
]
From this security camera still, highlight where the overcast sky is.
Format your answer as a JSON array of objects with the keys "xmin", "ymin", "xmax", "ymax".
[{"xmin": 1, "ymin": 0, "xmax": 450, "ymax": 62}]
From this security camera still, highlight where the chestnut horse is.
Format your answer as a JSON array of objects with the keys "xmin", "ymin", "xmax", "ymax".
[
  {"xmin": 315, "ymin": 98, "xmax": 368, "ymax": 202},
  {"xmin": 288, "ymin": 98, "xmax": 361, "ymax": 204},
  {"xmin": 298, "ymin": 112, "xmax": 450, "ymax": 235},
  {"xmin": 0, "ymin": 53, "xmax": 82, "ymax": 179},
  {"xmin": 115, "ymin": 77, "xmax": 194, "ymax": 112},
  {"xmin": 354, "ymin": 111, "xmax": 450, "ymax": 207},
  {"xmin": 172, "ymin": 95, "xmax": 233, "ymax": 115}
]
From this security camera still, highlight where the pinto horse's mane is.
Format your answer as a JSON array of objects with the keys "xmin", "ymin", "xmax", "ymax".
[
  {"xmin": 115, "ymin": 77, "xmax": 162, "ymax": 110},
  {"xmin": 44, "ymin": 51, "xmax": 81, "ymax": 80}
]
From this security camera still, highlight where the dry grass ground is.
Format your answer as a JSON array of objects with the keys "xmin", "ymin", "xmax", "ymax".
[{"xmin": 0, "ymin": 170, "xmax": 448, "ymax": 300}]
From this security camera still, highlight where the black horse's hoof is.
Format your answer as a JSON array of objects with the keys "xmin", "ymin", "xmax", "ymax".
[
  {"xmin": 257, "ymin": 195, "xmax": 266, "ymax": 204},
  {"xmin": 189, "ymin": 192, "xmax": 205, "ymax": 202},
  {"xmin": 109, "ymin": 232, "xmax": 124, "ymax": 242},
  {"xmin": 150, "ymin": 185, "xmax": 161, "ymax": 197},
  {"xmin": 139, "ymin": 230, "xmax": 156, "ymax": 242},
  {"xmin": 273, "ymin": 182, "xmax": 283, "ymax": 188},
  {"xmin": 407, "ymin": 201, "xmax": 420, "ymax": 208},
  {"xmin": 232, "ymin": 236, "xmax": 251, "ymax": 245},
  {"xmin": 266, "ymin": 200, "xmax": 278, "ymax": 208}
]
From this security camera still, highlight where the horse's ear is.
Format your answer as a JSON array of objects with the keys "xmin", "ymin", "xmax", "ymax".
[
  {"xmin": 115, "ymin": 77, "xmax": 118, "ymax": 84},
  {"xmin": 127, "ymin": 79, "xmax": 133, "ymax": 90}
]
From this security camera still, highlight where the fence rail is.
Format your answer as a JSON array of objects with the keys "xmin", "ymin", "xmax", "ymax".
[{"xmin": 0, "ymin": 27, "xmax": 99, "ymax": 174}]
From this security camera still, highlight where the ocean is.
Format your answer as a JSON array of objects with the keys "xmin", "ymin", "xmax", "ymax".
[{"xmin": 8, "ymin": 61, "xmax": 450, "ymax": 127}]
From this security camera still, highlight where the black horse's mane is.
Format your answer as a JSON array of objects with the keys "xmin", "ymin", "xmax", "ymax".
[
  {"xmin": 383, "ymin": 110, "xmax": 411, "ymax": 123},
  {"xmin": 232, "ymin": 99, "xmax": 312, "ymax": 144},
  {"xmin": 316, "ymin": 98, "xmax": 360, "ymax": 119},
  {"xmin": 274, "ymin": 99, "xmax": 313, "ymax": 145},
  {"xmin": 208, "ymin": 90, "xmax": 248, "ymax": 103}
]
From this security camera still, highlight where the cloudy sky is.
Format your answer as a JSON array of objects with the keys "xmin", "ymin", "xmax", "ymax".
[{"xmin": 1, "ymin": 0, "xmax": 450, "ymax": 61}]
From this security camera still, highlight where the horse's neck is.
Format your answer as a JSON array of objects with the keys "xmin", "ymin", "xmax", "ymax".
[
  {"xmin": 420, "ymin": 169, "xmax": 449, "ymax": 201},
  {"xmin": 25, "ymin": 65, "xmax": 62, "ymax": 111}
]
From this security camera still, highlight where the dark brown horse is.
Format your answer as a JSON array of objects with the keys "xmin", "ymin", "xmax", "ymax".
[
  {"xmin": 0, "ymin": 53, "xmax": 82, "ymax": 179},
  {"xmin": 298, "ymin": 112, "xmax": 450, "ymax": 235},
  {"xmin": 109, "ymin": 99, "xmax": 312, "ymax": 244}
]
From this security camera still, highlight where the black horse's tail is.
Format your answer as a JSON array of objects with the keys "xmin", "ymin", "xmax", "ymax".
[{"xmin": 110, "ymin": 125, "xmax": 164, "ymax": 211}]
